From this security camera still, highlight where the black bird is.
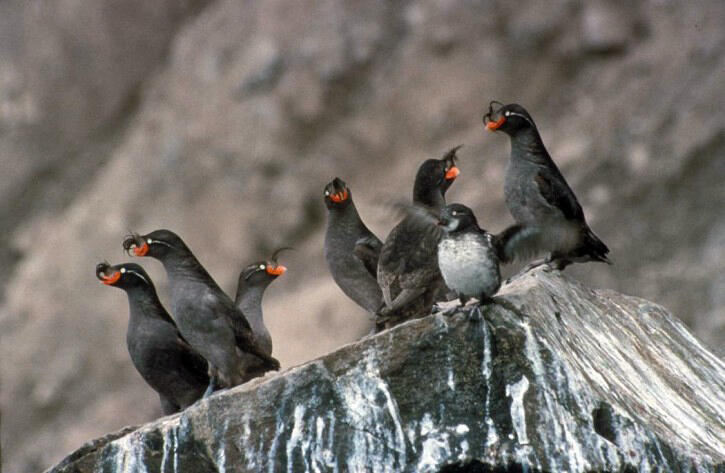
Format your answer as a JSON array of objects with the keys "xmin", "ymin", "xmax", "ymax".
[
  {"xmin": 96, "ymin": 261, "xmax": 209, "ymax": 414},
  {"xmin": 376, "ymin": 146, "xmax": 461, "ymax": 328},
  {"xmin": 234, "ymin": 248, "xmax": 291, "ymax": 358},
  {"xmin": 323, "ymin": 177, "xmax": 384, "ymax": 315},
  {"xmin": 483, "ymin": 102, "xmax": 610, "ymax": 270},
  {"xmin": 123, "ymin": 230, "xmax": 280, "ymax": 392}
]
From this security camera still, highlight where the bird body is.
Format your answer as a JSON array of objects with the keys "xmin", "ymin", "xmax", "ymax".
[
  {"xmin": 323, "ymin": 178, "xmax": 384, "ymax": 314},
  {"xmin": 96, "ymin": 262, "xmax": 209, "ymax": 414},
  {"xmin": 484, "ymin": 103, "xmax": 610, "ymax": 269},
  {"xmin": 438, "ymin": 231, "xmax": 500, "ymax": 301},
  {"xmin": 437, "ymin": 204, "xmax": 501, "ymax": 304}
]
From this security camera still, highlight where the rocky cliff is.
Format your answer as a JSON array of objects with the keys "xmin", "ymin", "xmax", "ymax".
[
  {"xmin": 47, "ymin": 269, "xmax": 725, "ymax": 473},
  {"xmin": 2, "ymin": 1, "xmax": 724, "ymax": 471}
]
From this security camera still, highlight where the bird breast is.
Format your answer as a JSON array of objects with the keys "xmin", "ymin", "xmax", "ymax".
[{"xmin": 438, "ymin": 233, "xmax": 500, "ymax": 298}]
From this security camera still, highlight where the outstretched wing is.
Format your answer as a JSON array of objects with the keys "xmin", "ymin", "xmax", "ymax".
[{"xmin": 493, "ymin": 224, "xmax": 544, "ymax": 263}]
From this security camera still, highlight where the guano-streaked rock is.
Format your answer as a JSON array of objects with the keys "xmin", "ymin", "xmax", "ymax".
[{"xmin": 46, "ymin": 269, "xmax": 725, "ymax": 472}]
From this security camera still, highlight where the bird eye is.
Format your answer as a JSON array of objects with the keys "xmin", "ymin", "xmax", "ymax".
[
  {"xmin": 324, "ymin": 190, "xmax": 330, "ymax": 196},
  {"xmin": 259, "ymin": 264, "xmax": 265, "ymax": 270},
  {"xmin": 504, "ymin": 111, "xmax": 510, "ymax": 117},
  {"xmin": 147, "ymin": 238, "xmax": 152, "ymax": 244},
  {"xmin": 120, "ymin": 268, "xmax": 126, "ymax": 273},
  {"xmin": 451, "ymin": 210, "xmax": 458, "ymax": 216}
]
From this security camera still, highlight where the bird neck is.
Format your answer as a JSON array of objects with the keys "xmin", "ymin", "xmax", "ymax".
[
  {"xmin": 328, "ymin": 200, "xmax": 366, "ymax": 232},
  {"xmin": 235, "ymin": 284, "xmax": 267, "ymax": 333},
  {"xmin": 510, "ymin": 127, "xmax": 550, "ymax": 163},
  {"xmin": 160, "ymin": 251, "xmax": 215, "ymax": 284},
  {"xmin": 413, "ymin": 186, "xmax": 446, "ymax": 212},
  {"xmin": 125, "ymin": 287, "xmax": 175, "ymax": 326}
]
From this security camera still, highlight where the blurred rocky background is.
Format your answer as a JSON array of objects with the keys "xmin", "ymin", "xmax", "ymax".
[{"xmin": 0, "ymin": 0, "xmax": 722, "ymax": 471}]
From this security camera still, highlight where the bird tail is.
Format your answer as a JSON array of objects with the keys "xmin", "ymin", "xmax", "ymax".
[{"xmin": 582, "ymin": 228, "xmax": 611, "ymax": 264}]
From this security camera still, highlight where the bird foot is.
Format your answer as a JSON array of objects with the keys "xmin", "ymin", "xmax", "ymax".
[{"xmin": 433, "ymin": 299, "xmax": 462, "ymax": 317}]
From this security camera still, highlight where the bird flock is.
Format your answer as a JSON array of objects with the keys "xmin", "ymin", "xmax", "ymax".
[{"xmin": 96, "ymin": 102, "xmax": 610, "ymax": 416}]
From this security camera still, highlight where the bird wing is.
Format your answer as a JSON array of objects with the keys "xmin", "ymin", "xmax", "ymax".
[
  {"xmin": 378, "ymin": 215, "xmax": 442, "ymax": 308},
  {"xmin": 353, "ymin": 233, "xmax": 383, "ymax": 278},
  {"xmin": 494, "ymin": 224, "xmax": 544, "ymax": 263},
  {"xmin": 534, "ymin": 168, "xmax": 585, "ymax": 222},
  {"xmin": 173, "ymin": 336, "xmax": 211, "ymax": 386},
  {"xmin": 200, "ymin": 289, "xmax": 279, "ymax": 370}
]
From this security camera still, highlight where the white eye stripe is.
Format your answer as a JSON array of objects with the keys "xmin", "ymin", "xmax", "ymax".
[
  {"xmin": 126, "ymin": 269, "xmax": 150, "ymax": 285},
  {"xmin": 507, "ymin": 111, "xmax": 534, "ymax": 126}
]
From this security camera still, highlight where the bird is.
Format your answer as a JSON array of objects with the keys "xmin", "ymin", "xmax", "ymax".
[
  {"xmin": 122, "ymin": 229, "xmax": 280, "ymax": 393},
  {"xmin": 437, "ymin": 204, "xmax": 503, "ymax": 308},
  {"xmin": 234, "ymin": 247, "xmax": 291, "ymax": 358},
  {"xmin": 323, "ymin": 177, "xmax": 385, "ymax": 316},
  {"xmin": 483, "ymin": 102, "xmax": 610, "ymax": 271},
  {"xmin": 376, "ymin": 146, "xmax": 461, "ymax": 329},
  {"xmin": 95, "ymin": 261, "xmax": 209, "ymax": 414}
]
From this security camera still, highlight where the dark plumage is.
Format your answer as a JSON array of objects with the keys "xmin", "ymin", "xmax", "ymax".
[
  {"xmin": 376, "ymin": 146, "xmax": 461, "ymax": 328},
  {"xmin": 235, "ymin": 248, "xmax": 290, "ymax": 358},
  {"xmin": 483, "ymin": 102, "xmax": 610, "ymax": 270},
  {"xmin": 96, "ymin": 261, "xmax": 209, "ymax": 414},
  {"xmin": 233, "ymin": 248, "xmax": 289, "ymax": 382},
  {"xmin": 122, "ymin": 230, "xmax": 279, "ymax": 391},
  {"xmin": 323, "ymin": 177, "xmax": 384, "ymax": 314}
]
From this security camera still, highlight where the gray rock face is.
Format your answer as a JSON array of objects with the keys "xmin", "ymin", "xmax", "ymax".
[{"xmin": 47, "ymin": 270, "xmax": 725, "ymax": 473}]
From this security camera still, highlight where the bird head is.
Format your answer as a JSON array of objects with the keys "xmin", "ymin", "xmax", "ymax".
[
  {"xmin": 483, "ymin": 101, "xmax": 536, "ymax": 136},
  {"xmin": 438, "ymin": 203, "xmax": 478, "ymax": 233},
  {"xmin": 239, "ymin": 247, "xmax": 292, "ymax": 288},
  {"xmin": 123, "ymin": 229, "xmax": 187, "ymax": 260},
  {"xmin": 323, "ymin": 177, "xmax": 351, "ymax": 209},
  {"xmin": 415, "ymin": 146, "xmax": 462, "ymax": 198},
  {"xmin": 96, "ymin": 261, "xmax": 154, "ymax": 290}
]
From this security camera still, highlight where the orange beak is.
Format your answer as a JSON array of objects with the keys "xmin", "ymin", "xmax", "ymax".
[
  {"xmin": 445, "ymin": 166, "xmax": 460, "ymax": 180},
  {"xmin": 101, "ymin": 271, "xmax": 121, "ymax": 285},
  {"xmin": 266, "ymin": 265, "xmax": 287, "ymax": 276},
  {"xmin": 486, "ymin": 116, "xmax": 506, "ymax": 131},
  {"xmin": 134, "ymin": 242, "xmax": 149, "ymax": 257},
  {"xmin": 329, "ymin": 189, "xmax": 349, "ymax": 203}
]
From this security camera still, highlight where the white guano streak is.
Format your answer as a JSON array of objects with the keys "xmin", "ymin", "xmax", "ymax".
[{"xmin": 506, "ymin": 375, "xmax": 530, "ymax": 445}]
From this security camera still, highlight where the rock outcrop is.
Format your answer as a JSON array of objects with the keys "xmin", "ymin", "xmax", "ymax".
[{"xmin": 47, "ymin": 269, "xmax": 725, "ymax": 473}]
